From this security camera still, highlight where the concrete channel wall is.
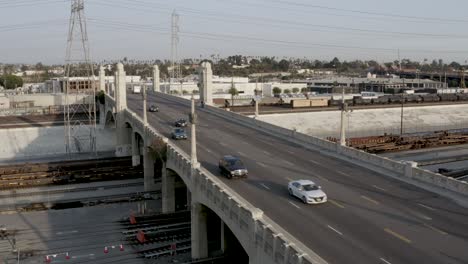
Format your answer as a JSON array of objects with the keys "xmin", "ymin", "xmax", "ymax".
[
  {"xmin": 154, "ymin": 92, "xmax": 468, "ymax": 207},
  {"xmin": 122, "ymin": 104, "xmax": 328, "ymax": 264},
  {"xmin": 0, "ymin": 126, "xmax": 116, "ymax": 160}
]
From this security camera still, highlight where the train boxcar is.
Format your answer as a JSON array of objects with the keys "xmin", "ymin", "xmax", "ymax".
[
  {"xmin": 291, "ymin": 99, "xmax": 311, "ymax": 108},
  {"xmin": 421, "ymin": 94, "xmax": 440, "ymax": 102},
  {"xmin": 439, "ymin": 94, "xmax": 458, "ymax": 101},
  {"xmin": 405, "ymin": 95, "xmax": 423, "ymax": 103},
  {"xmin": 388, "ymin": 95, "xmax": 404, "ymax": 104},
  {"xmin": 457, "ymin": 93, "xmax": 468, "ymax": 101},
  {"xmin": 310, "ymin": 98, "xmax": 329, "ymax": 107},
  {"xmin": 353, "ymin": 97, "xmax": 372, "ymax": 105}
]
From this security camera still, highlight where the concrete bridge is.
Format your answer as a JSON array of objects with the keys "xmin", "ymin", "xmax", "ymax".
[{"xmin": 102, "ymin": 64, "xmax": 468, "ymax": 264}]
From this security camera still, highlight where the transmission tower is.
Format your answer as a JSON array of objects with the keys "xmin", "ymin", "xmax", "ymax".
[
  {"xmin": 170, "ymin": 10, "xmax": 181, "ymax": 87},
  {"xmin": 64, "ymin": 0, "xmax": 97, "ymax": 155}
]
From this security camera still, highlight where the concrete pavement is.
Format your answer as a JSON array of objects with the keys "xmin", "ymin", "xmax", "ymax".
[{"xmin": 128, "ymin": 93, "xmax": 468, "ymax": 264}]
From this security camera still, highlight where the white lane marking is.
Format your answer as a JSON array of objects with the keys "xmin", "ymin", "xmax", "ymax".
[
  {"xmin": 373, "ymin": 185, "xmax": 386, "ymax": 191},
  {"xmin": 327, "ymin": 225, "xmax": 343, "ymax": 236},
  {"xmin": 337, "ymin": 170, "xmax": 348, "ymax": 176},
  {"xmin": 380, "ymin": 258, "xmax": 392, "ymax": 264},
  {"xmin": 412, "ymin": 211, "xmax": 432, "ymax": 221},
  {"xmin": 257, "ymin": 162, "xmax": 267, "ymax": 167},
  {"xmin": 284, "ymin": 160, "xmax": 294, "ymax": 166},
  {"xmin": 71, "ymin": 254, "xmax": 95, "ymax": 259},
  {"xmin": 288, "ymin": 201, "xmax": 301, "ymax": 209},
  {"xmin": 285, "ymin": 177, "xmax": 294, "ymax": 182},
  {"xmin": 56, "ymin": 230, "xmax": 78, "ymax": 235},
  {"xmin": 315, "ymin": 174, "xmax": 329, "ymax": 182},
  {"xmin": 286, "ymin": 150, "xmax": 295, "ymax": 155},
  {"xmin": 260, "ymin": 183, "xmax": 271, "ymax": 190},
  {"xmin": 310, "ymin": 160, "xmax": 320, "ymax": 165},
  {"xmin": 423, "ymin": 223, "xmax": 447, "ymax": 235},
  {"xmin": 219, "ymin": 142, "xmax": 227, "ymax": 147},
  {"xmin": 417, "ymin": 203, "xmax": 436, "ymax": 211},
  {"xmin": 263, "ymin": 150, "xmax": 271, "ymax": 156},
  {"xmin": 205, "ymin": 148, "xmax": 213, "ymax": 154},
  {"xmin": 238, "ymin": 151, "xmax": 246, "ymax": 157},
  {"xmin": 361, "ymin": 195, "xmax": 380, "ymax": 205},
  {"xmin": 262, "ymin": 140, "xmax": 274, "ymax": 146}
]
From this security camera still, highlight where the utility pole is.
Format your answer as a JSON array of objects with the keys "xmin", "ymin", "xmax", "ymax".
[
  {"xmin": 400, "ymin": 78, "xmax": 405, "ymax": 135},
  {"xmin": 142, "ymin": 83, "xmax": 147, "ymax": 126},
  {"xmin": 339, "ymin": 88, "xmax": 347, "ymax": 146},
  {"xmin": 64, "ymin": 0, "xmax": 97, "ymax": 156},
  {"xmin": 170, "ymin": 10, "xmax": 180, "ymax": 93},
  {"xmin": 189, "ymin": 96, "xmax": 198, "ymax": 167}
]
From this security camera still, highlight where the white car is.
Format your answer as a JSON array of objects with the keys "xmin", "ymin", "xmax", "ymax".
[{"xmin": 288, "ymin": 180, "xmax": 327, "ymax": 204}]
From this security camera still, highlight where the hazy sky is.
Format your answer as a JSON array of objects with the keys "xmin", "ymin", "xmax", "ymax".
[{"xmin": 1, "ymin": 0, "xmax": 468, "ymax": 64}]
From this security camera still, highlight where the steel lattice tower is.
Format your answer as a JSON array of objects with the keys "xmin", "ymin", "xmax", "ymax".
[
  {"xmin": 170, "ymin": 10, "xmax": 181, "ymax": 86},
  {"xmin": 64, "ymin": 0, "xmax": 97, "ymax": 155}
]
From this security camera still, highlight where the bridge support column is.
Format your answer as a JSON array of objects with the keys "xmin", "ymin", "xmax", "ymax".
[
  {"xmin": 162, "ymin": 168, "xmax": 175, "ymax": 213},
  {"xmin": 115, "ymin": 63, "xmax": 131, "ymax": 157},
  {"xmin": 143, "ymin": 148, "xmax": 155, "ymax": 192},
  {"xmin": 153, "ymin": 65, "xmax": 160, "ymax": 92},
  {"xmin": 131, "ymin": 133, "xmax": 140, "ymax": 166},
  {"xmin": 191, "ymin": 202, "xmax": 208, "ymax": 260},
  {"xmin": 99, "ymin": 65, "xmax": 105, "ymax": 92},
  {"xmin": 199, "ymin": 61, "xmax": 213, "ymax": 105}
]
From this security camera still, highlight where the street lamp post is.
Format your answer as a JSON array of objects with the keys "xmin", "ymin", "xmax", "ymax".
[
  {"xmin": 400, "ymin": 78, "xmax": 405, "ymax": 135},
  {"xmin": 189, "ymin": 96, "xmax": 198, "ymax": 167}
]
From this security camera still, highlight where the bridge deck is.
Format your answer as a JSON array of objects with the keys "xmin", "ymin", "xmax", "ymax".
[{"xmin": 128, "ymin": 93, "xmax": 468, "ymax": 264}]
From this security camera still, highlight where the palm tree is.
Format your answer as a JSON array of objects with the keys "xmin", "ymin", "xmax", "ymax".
[{"xmin": 228, "ymin": 78, "xmax": 238, "ymax": 107}]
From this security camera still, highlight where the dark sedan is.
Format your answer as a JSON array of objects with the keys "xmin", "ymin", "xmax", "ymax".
[
  {"xmin": 171, "ymin": 128, "xmax": 187, "ymax": 140},
  {"xmin": 174, "ymin": 119, "xmax": 187, "ymax": 127},
  {"xmin": 218, "ymin": 155, "xmax": 248, "ymax": 179},
  {"xmin": 148, "ymin": 105, "xmax": 159, "ymax": 112}
]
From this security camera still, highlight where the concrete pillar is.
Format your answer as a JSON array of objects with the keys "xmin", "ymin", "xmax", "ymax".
[
  {"xmin": 153, "ymin": 65, "xmax": 160, "ymax": 92},
  {"xmin": 220, "ymin": 220, "xmax": 226, "ymax": 253},
  {"xmin": 115, "ymin": 63, "xmax": 130, "ymax": 156},
  {"xmin": 162, "ymin": 167, "xmax": 175, "ymax": 213},
  {"xmin": 199, "ymin": 62, "xmax": 213, "ymax": 105},
  {"xmin": 191, "ymin": 202, "xmax": 208, "ymax": 259},
  {"xmin": 404, "ymin": 161, "xmax": 418, "ymax": 178},
  {"xmin": 131, "ymin": 133, "xmax": 140, "ymax": 166},
  {"xmin": 99, "ymin": 65, "xmax": 105, "ymax": 92},
  {"xmin": 143, "ymin": 145, "xmax": 155, "ymax": 192}
]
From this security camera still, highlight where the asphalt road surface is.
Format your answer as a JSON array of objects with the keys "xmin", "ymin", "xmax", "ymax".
[{"xmin": 128, "ymin": 92, "xmax": 468, "ymax": 264}]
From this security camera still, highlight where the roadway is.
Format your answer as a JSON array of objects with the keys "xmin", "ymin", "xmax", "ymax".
[{"xmin": 128, "ymin": 92, "xmax": 468, "ymax": 264}]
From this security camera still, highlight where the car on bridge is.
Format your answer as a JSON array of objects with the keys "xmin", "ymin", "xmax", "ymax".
[
  {"xmin": 174, "ymin": 118, "xmax": 187, "ymax": 127},
  {"xmin": 288, "ymin": 180, "xmax": 327, "ymax": 204},
  {"xmin": 171, "ymin": 128, "xmax": 187, "ymax": 140},
  {"xmin": 148, "ymin": 105, "xmax": 159, "ymax": 112},
  {"xmin": 218, "ymin": 155, "xmax": 248, "ymax": 179}
]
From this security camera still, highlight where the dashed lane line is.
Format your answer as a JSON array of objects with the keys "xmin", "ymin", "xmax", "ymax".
[
  {"xmin": 380, "ymin": 258, "xmax": 392, "ymax": 264},
  {"xmin": 238, "ymin": 151, "xmax": 247, "ymax": 157},
  {"xmin": 327, "ymin": 225, "xmax": 343, "ymax": 236},
  {"xmin": 263, "ymin": 150, "xmax": 272, "ymax": 156},
  {"xmin": 260, "ymin": 183, "xmax": 271, "ymax": 190},
  {"xmin": 284, "ymin": 160, "xmax": 294, "ymax": 166},
  {"xmin": 288, "ymin": 201, "xmax": 301, "ymax": 209},
  {"xmin": 361, "ymin": 195, "xmax": 380, "ymax": 205},
  {"xmin": 373, "ymin": 185, "xmax": 386, "ymax": 191},
  {"xmin": 384, "ymin": 228, "xmax": 412, "ymax": 244},
  {"xmin": 257, "ymin": 162, "xmax": 267, "ymax": 168},
  {"xmin": 329, "ymin": 199, "xmax": 345, "ymax": 209},
  {"xmin": 423, "ymin": 223, "xmax": 447, "ymax": 235},
  {"xmin": 417, "ymin": 203, "xmax": 436, "ymax": 211}
]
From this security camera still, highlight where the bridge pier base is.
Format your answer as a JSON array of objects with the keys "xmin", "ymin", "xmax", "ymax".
[
  {"xmin": 143, "ymin": 148, "xmax": 155, "ymax": 192},
  {"xmin": 162, "ymin": 168, "xmax": 176, "ymax": 213},
  {"xmin": 191, "ymin": 202, "xmax": 208, "ymax": 260},
  {"xmin": 131, "ymin": 133, "xmax": 140, "ymax": 166}
]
